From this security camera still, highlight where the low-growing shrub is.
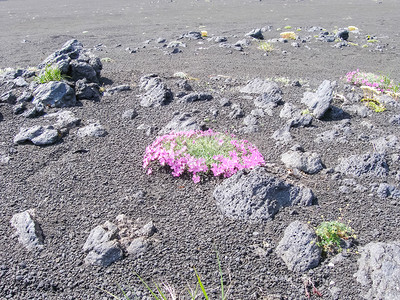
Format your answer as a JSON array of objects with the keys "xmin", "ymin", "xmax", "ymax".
[
  {"xmin": 143, "ymin": 129, "xmax": 265, "ymax": 183},
  {"xmin": 315, "ymin": 220, "xmax": 355, "ymax": 254}
]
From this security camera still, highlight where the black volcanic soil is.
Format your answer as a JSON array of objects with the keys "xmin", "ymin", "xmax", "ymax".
[{"xmin": 1, "ymin": 0, "xmax": 400, "ymax": 299}]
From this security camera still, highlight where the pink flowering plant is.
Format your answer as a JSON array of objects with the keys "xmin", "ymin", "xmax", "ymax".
[
  {"xmin": 345, "ymin": 69, "xmax": 399, "ymax": 94},
  {"xmin": 143, "ymin": 129, "xmax": 265, "ymax": 183}
]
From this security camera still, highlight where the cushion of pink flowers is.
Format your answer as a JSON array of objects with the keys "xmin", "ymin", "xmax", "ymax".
[{"xmin": 143, "ymin": 129, "xmax": 265, "ymax": 183}]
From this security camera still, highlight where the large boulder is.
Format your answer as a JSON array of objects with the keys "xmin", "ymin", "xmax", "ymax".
[
  {"xmin": 276, "ymin": 221, "xmax": 321, "ymax": 272},
  {"xmin": 355, "ymin": 241, "xmax": 400, "ymax": 299},
  {"xmin": 213, "ymin": 168, "xmax": 314, "ymax": 222},
  {"xmin": 14, "ymin": 125, "xmax": 60, "ymax": 146},
  {"xmin": 33, "ymin": 81, "xmax": 76, "ymax": 108},
  {"xmin": 335, "ymin": 152, "xmax": 389, "ymax": 178},
  {"xmin": 281, "ymin": 150, "xmax": 323, "ymax": 174},
  {"xmin": 160, "ymin": 113, "xmax": 200, "ymax": 134}
]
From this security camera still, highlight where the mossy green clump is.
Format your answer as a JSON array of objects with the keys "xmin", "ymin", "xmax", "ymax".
[
  {"xmin": 315, "ymin": 221, "xmax": 355, "ymax": 253},
  {"xmin": 34, "ymin": 65, "xmax": 67, "ymax": 83}
]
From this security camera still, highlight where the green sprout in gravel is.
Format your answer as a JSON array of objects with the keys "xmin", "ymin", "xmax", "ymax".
[
  {"xmin": 34, "ymin": 64, "xmax": 67, "ymax": 83},
  {"xmin": 315, "ymin": 220, "xmax": 355, "ymax": 254},
  {"xmin": 101, "ymin": 252, "xmax": 229, "ymax": 300},
  {"xmin": 258, "ymin": 41, "xmax": 274, "ymax": 52}
]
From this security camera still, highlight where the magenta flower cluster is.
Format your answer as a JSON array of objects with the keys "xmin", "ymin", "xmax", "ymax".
[
  {"xmin": 143, "ymin": 129, "xmax": 265, "ymax": 183},
  {"xmin": 344, "ymin": 69, "xmax": 394, "ymax": 92}
]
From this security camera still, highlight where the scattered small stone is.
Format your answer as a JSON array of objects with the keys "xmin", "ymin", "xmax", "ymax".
[
  {"xmin": 14, "ymin": 125, "xmax": 60, "ymax": 146},
  {"xmin": 104, "ymin": 84, "xmax": 131, "ymax": 96},
  {"xmin": 77, "ymin": 122, "xmax": 108, "ymax": 138},
  {"xmin": 46, "ymin": 110, "xmax": 81, "ymax": 130},
  {"xmin": 137, "ymin": 124, "xmax": 154, "ymax": 136},
  {"xmin": 183, "ymin": 31, "xmax": 202, "ymax": 40},
  {"xmin": 180, "ymin": 92, "xmax": 213, "ymax": 103},
  {"xmin": 245, "ymin": 28, "xmax": 263, "ymax": 40},
  {"xmin": 276, "ymin": 221, "xmax": 321, "ymax": 272},
  {"xmin": 22, "ymin": 102, "xmax": 45, "ymax": 118},
  {"xmin": 229, "ymin": 103, "xmax": 244, "ymax": 119},
  {"xmin": 10, "ymin": 209, "xmax": 44, "ymax": 251},
  {"xmin": 75, "ymin": 79, "xmax": 101, "ymax": 101},
  {"xmin": 122, "ymin": 109, "xmax": 138, "ymax": 120},
  {"xmin": 336, "ymin": 29, "xmax": 349, "ymax": 41},
  {"xmin": 376, "ymin": 183, "xmax": 400, "ymax": 199},
  {"xmin": 241, "ymin": 78, "xmax": 281, "ymax": 94},
  {"xmin": 219, "ymin": 98, "xmax": 231, "ymax": 107},
  {"xmin": 0, "ymin": 91, "xmax": 16, "ymax": 104},
  {"xmin": 16, "ymin": 91, "xmax": 33, "ymax": 103},
  {"xmin": 281, "ymin": 150, "xmax": 323, "ymax": 174}
]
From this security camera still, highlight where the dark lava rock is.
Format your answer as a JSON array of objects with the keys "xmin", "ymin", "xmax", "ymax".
[
  {"xmin": 104, "ymin": 84, "xmax": 131, "ymax": 96},
  {"xmin": 0, "ymin": 91, "xmax": 16, "ymax": 104},
  {"xmin": 335, "ymin": 152, "xmax": 389, "ymax": 178},
  {"xmin": 213, "ymin": 168, "xmax": 314, "ymax": 223},
  {"xmin": 10, "ymin": 209, "xmax": 44, "ymax": 251},
  {"xmin": 83, "ymin": 221, "xmax": 123, "ymax": 267},
  {"xmin": 22, "ymin": 102, "xmax": 45, "ymax": 118},
  {"xmin": 33, "ymin": 81, "xmax": 76, "ymax": 108},
  {"xmin": 139, "ymin": 74, "xmax": 172, "ymax": 107},
  {"xmin": 281, "ymin": 150, "xmax": 323, "ymax": 174},
  {"xmin": 38, "ymin": 39, "xmax": 102, "ymax": 84},
  {"xmin": 355, "ymin": 241, "xmax": 400, "ymax": 299},
  {"xmin": 376, "ymin": 183, "xmax": 400, "ymax": 199},
  {"xmin": 16, "ymin": 91, "xmax": 33, "ymax": 103},
  {"xmin": 276, "ymin": 221, "xmax": 321, "ymax": 272},
  {"xmin": 75, "ymin": 79, "xmax": 101, "ymax": 101},
  {"xmin": 180, "ymin": 92, "xmax": 213, "ymax": 103},
  {"xmin": 336, "ymin": 29, "xmax": 349, "ymax": 41},
  {"xmin": 183, "ymin": 31, "xmax": 202, "ymax": 40},
  {"xmin": 301, "ymin": 80, "xmax": 334, "ymax": 119},
  {"xmin": 253, "ymin": 86, "xmax": 283, "ymax": 109},
  {"xmin": 14, "ymin": 125, "xmax": 60, "ymax": 146},
  {"xmin": 229, "ymin": 103, "xmax": 245, "ymax": 119},
  {"xmin": 246, "ymin": 28, "xmax": 264, "ymax": 39},
  {"xmin": 122, "ymin": 109, "xmax": 138, "ymax": 120},
  {"xmin": 47, "ymin": 110, "xmax": 81, "ymax": 130}
]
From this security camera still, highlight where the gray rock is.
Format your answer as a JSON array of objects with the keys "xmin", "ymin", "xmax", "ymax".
[
  {"xmin": 246, "ymin": 28, "xmax": 264, "ymax": 39},
  {"xmin": 213, "ymin": 168, "xmax": 314, "ymax": 222},
  {"xmin": 346, "ymin": 104, "xmax": 369, "ymax": 118},
  {"xmin": 276, "ymin": 221, "xmax": 321, "ymax": 272},
  {"xmin": 13, "ymin": 76, "xmax": 28, "ymax": 87},
  {"xmin": 137, "ymin": 124, "xmax": 154, "ymax": 136},
  {"xmin": 47, "ymin": 110, "xmax": 81, "ymax": 130},
  {"xmin": 183, "ymin": 31, "xmax": 202, "ymax": 40},
  {"xmin": 240, "ymin": 78, "xmax": 281, "ymax": 95},
  {"xmin": 83, "ymin": 221, "xmax": 119, "ymax": 253},
  {"xmin": 219, "ymin": 98, "xmax": 231, "ymax": 107},
  {"xmin": 127, "ymin": 237, "xmax": 148, "ymax": 256},
  {"xmin": 10, "ymin": 209, "xmax": 44, "ymax": 251},
  {"xmin": 376, "ymin": 183, "xmax": 400, "ymax": 199},
  {"xmin": 83, "ymin": 221, "xmax": 123, "ymax": 267},
  {"xmin": 14, "ymin": 125, "xmax": 60, "ymax": 146},
  {"xmin": 281, "ymin": 150, "xmax": 323, "ymax": 174},
  {"xmin": 229, "ymin": 104, "xmax": 244, "ymax": 119},
  {"xmin": 279, "ymin": 103, "xmax": 295, "ymax": 119},
  {"xmin": 0, "ymin": 91, "xmax": 16, "ymax": 104},
  {"xmin": 336, "ymin": 29, "xmax": 349, "ymax": 41},
  {"xmin": 33, "ymin": 81, "xmax": 76, "ymax": 108},
  {"xmin": 234, "ymin": 39, "xmax": 251, "ymax": 48},
  {"xmin": 104, "ymin": 84, "xmax": 131, "ymax": 96},
  {"xmin": 389, "ymin": 114, "xmax": 400, "ymax": 126},
  {"xmin": 77, "ymin": 122, "xmax": 108, "ymax": 138},
  {"xmin": 139, "ymin": 74, "xmax": 172, "ymax": 107},
  {"xmin": 160, "ymin": 113, "xmax": 200, "ymax": 134},
  {"xmin": 13, "ymin": 103, "xmax": 26, "ymax": 115},
  {"xmin": 176, "ymin": 79, "xmax": 192, "ymax": 91},
  {"xmin": 22, "ymin": 102, "xmax": 45, "ymax": 118},
  {"xmin": 214, "ymin": 36, "xmax": 227, "ymax": 43},
  {"xmin": 335, "ymin": 152, "xmax": 388, "ymax": 178},
  {"xmin": 122, "ymin": 109, "xmax": 138, "ymax": 120},
  {"xmin": 16, "ymin": 91, "xmax": 33, "ymax": 103},
  {"xmin": 272, "ymin": 124, "xmax": 292, "ymax": 143},
  {"xmin": 75, "ymin": 79, "xmax": 100, "ymax": 101},
  {"xmin": 84, "ymin": 241, "xmax": 123, "ymax": 267},
  {"xmin": 243, "ymin": 115, "xmax": 258, "ymax": 126},
  {"xmin": 180, "ymin": 92, "xmax": 213, "ymax": 103},
  {"xmin": 301, "ymin": 80, "xmax": 334, "ymax": 119},
  {"xmin": 253, "ymin": 86, "xmax": 283, "ymax": 109},
  {"xmin": 355, "ymin": 241, "xmax": 400, "ymax": 299},
  {"xmin": 38, "ymin": 39, "xmax": 102, "ymax": 83},
  {"xmin": 288, "ymin": 112, "xmax": 313, "ymax": 128},
  {"xmin": 134, "ymin": 221, "xmax": 156, "ymax": 238},
  {"xmin": 370, "ymin": 135, "xmax": 399, "ymax": 154}
]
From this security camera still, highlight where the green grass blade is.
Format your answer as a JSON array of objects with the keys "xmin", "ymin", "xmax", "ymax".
[
  {"xmin": 97, "ymin": 286, "xmax": 122, "ymax": 300},
  {"xmin": 154, "ymin": 282, "xmax": 168, "ymax": 300},
  {"xmin": 135, "ymin": 272, "xmax": 161, "ymax": 300},
  {"xmin": 216, "ymin": 251, "xmax": 225, "ymax": 300},
  {"xmin": 194, "ymin": 268, "xmax": 209, "ymax": 300}
]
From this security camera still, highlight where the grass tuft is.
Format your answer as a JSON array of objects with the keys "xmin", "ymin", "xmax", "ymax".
[
  {"xmin": 315, "ymin": 220, "xmax": 355, "ymax": 253},
  {"xmin": 34, "ymin": 64, "xmax": 67, "ymax": 83}
]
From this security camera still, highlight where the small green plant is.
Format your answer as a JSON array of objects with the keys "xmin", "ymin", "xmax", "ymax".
[
  {"xmin": 34, "ymin": 64, "xmax": 67, "ymax": 83},
  {"xmin": 258, "ymin": 41, "xmax": 274, "ymax": 52},
  {"xmin": 284, "ymin": 25, "xmax": 292, "ymax": 30},
  {"xmin": 315, "ymin": 220, "xmax": 355, "ymax": 253},
  {"xmin": 301, "ymin": 108, "xmax": 311, "ymax": 115},
  {"xmin": 100, "ymin": 252, "xmax": 229, "ymax": 300},
  {"xmin": 361, "ymin": 98, "xmax": 386, "ymax": 112}
]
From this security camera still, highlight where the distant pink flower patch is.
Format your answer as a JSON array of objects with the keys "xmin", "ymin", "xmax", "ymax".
[{"xmin": 143, "ymin": 129, "xmax": 265, "ymax": 183}]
